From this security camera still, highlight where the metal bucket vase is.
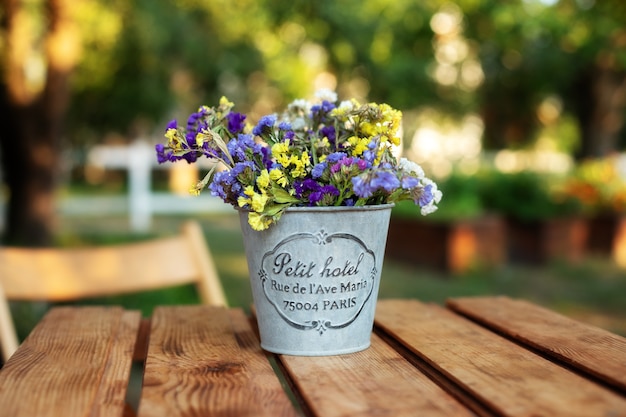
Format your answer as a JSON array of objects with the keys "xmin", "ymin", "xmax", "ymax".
[{"xmin": 239, "ymin": 204, "xmax": 393, "ymax": 356}]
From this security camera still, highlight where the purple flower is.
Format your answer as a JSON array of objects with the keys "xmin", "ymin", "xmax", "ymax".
[
  {"xmin": 183, "ymin": 152, "xmax": 198, "ymax": 163},
  {"xmin": 294, "ymin": 179, "xmax": 320, "ymax": 199},
  {"xmin": 155, "ymin": 144, "xmax": 174, "ymax": 164},
  {"xmin": 186, "ymin": 107, "xmax": 208, "ymax": 132},
  {"xmin": 227, "ymin": 112, "xmax": 246, "ymax": 134},
  {"xmin": 165, "ymin": 119, "xmax": 177, "ymax": 131},
  {"xmin": 309, "ymin": 185, "xmax": 339, "ymax": 204},
  {"xmin": 320, "ymin": 125, "xmax": 336, "ymax": 142},
  {"xmin": 260, "ymin": 146, "xmax": 273, "ymax": 169},
  {"xmin": 294, "ymin": 179, "xmax": 339, "ymax": 205}
]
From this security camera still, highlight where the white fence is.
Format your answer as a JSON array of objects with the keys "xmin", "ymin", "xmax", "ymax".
[{"xmin": 82, "ymin": 140, "xmax": 230, "ymax": 231}]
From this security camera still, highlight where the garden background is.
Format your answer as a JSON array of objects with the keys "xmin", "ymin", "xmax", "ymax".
[{"xmin": 1, "ymin": 0, "xmax": 626, "ymax": 337}]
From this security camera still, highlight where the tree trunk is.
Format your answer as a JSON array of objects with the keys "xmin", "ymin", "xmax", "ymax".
[
  {"xmin": 572, "ymin": 62, "xmax": 626, "ymax": 160},
  {"xmin": 0, "ymin": 0, "xmax": 79, "ymax": 246},
  {"xmin": 480, "ymin": 82, "xmax": 537, "ymax": 150}
]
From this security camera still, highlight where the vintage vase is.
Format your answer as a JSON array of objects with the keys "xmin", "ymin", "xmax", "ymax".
[{"xmin": 239, "ymin": 204, "xmax": 393, "ymax": 356}]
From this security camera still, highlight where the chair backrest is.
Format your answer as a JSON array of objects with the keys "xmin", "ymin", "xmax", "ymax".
[{"xmin": 0, "ymin": 221, "xmax": 227, "ymax": 361}]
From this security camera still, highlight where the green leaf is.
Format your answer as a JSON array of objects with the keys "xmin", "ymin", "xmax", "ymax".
[{"xmin": 271, "ymin": 186, "xmax": 301, "ymax": 204}]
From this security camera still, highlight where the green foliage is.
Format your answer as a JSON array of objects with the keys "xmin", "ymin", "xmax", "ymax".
[
  {"xmin": 393, "ymin": 172, "xmax": 484, "ymax": 221},
  {"xmin": 479, "ymin": 170, "xmax": 582, "ymax": 221},
  {"xmin": 55, "ymin": 0, "xmax": 626, "ymax": 154}
]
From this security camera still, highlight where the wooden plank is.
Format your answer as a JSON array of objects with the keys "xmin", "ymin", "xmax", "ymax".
[
  {"xmin": 91, "ymin": 310, "xmax": 142, "ymax": 417},
  {"xmin": 0, "ymin": 307, "xmax": 139, "ymax": 417},
  {"xmin": 279, "ymin": 333, "xmax": 476, "ymax": 417},
  {"xmin": 138, "ymin": 305, "xmax": 296, "ymax": 417},
  {"xmin": 375, "ymin": 299, "xmax": 626, "ymax": 417},
  {"xmin": 447, "ymin": 296, "xmax": 626, "ymax": 393}
]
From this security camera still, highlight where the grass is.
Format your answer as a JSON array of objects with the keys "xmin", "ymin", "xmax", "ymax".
[{"xmin": 11, "ymin": 212, "xmax": 626, "ymax": 340}]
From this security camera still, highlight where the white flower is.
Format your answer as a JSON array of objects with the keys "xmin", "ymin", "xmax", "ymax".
[
  {"xmin": 337, "ymin": 100, "xmax": 355, "ymax": 113},
  {"xmin": 291, "ymin": 117, "xmax": 307, "ymax": 130},
  {"xmin": 287, "ymin": 99, "xmax": 310, "ymax": 115},
  {"xmin": 421, "ymin": 202, "xmax": 439, "ymax": 216},
  {"xmin": 399, "ymin": 158, "xmax": 425, "ymax": 178},
  {"xmin": 315, "ymin": 89, "xmax": 338, "ymax": 103}
]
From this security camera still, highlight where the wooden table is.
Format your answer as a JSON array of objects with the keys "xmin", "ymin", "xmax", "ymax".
[{"xmin": 1, "ymin": 296, "xmax": 625, "ymax": 417}]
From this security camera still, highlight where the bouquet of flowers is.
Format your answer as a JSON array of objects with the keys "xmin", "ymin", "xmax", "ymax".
[{"xmin": 156, "ymin": 90, "xmax": 442, "ymax": 231}]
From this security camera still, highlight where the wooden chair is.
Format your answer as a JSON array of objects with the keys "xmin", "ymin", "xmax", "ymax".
[{"xmin": 0, "ymin": 221, "xmax": 228, "ymax": 362}]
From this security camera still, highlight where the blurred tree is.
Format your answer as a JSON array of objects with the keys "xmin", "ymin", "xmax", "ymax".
[
  {"xmin": 464, "ymin": 0, "xmax": 626, "ymax": 155},
  {"xmin": 67, "ymin": 0, "xmax": 269, "ymax": 143},
  {"xmin": 0, "ymin": 0, "xmax": 81, "ymax": 245},
  {"xmin": 563, "ymin": 0, "xmax": 626, "ymax": 158},
  {"xmin": 2, "ymin": 0, "xmax": 626, "ymax": 245}
]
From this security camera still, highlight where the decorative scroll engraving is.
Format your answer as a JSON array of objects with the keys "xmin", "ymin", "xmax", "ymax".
[{"xmin": 258, "ymin": 229, "xmax": 377, "ymax": 334}]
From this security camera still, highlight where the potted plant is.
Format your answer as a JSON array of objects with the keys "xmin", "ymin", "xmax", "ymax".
[
  {"xmin": 155, "ymin": 90, "xmax": 441, "ymax": 355},
  {"xmin": 560, "ymin": 157, "xmax": 626, "ymax": 265},
  {"xmin": 386, "ymin": 172, "xmax": 506, "ymax": 273},
  {"xmin": 479, "ymin": 170, "xmax": 586, "ymax": 264}
]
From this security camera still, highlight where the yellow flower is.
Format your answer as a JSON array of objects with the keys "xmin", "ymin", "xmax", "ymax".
[
  {"xmin": 276, "ymin": 154, "xmax": 291, "ymax": 168},
  {"xmin": 256, "ymin": 169, "xmax": 270, "ymax": 189},
  {"xmin": 348, "ymin": 136, "xmax": 370, "ymax": 156},
  {"xmin": 195, "ymin": 132, "xmax": 206, "ymax": 147},
  {"xmin": 272, "ymin": 141, "xmax": 294, "ymax": 168},
  {"xmin": 289, "ymin": 152, "xmax": 310, "ymax": 178},
  {"xmin": 189, "ymin": 182, "xmax": 202, "ymax": 196},
  {"xmin": 237, "ymin": 185, "xmax": 255, "ymax": 207},
  {"xmin": 360, "ymin": 122, "xmax": 377, "ymax": 137},
  {"xmin": 272, "ymin": 140, "xmax": 290, "ymax": 157},
  {"xmin": 219, "ymin": 96, "xmax": 234, "ymax": 108},
  {"xmin": 237, "ymin": 195, "xmax": 250, "ymax": 207},
  {"xmin": 248, "ymin": 212, "xmax": 272, "ymax": 231},
  {"xmin": 243, "ymin": 185, "xmax": 255, "ymax": 197},
  {"xmin": 270, "ymin": 168, "xmax": 288, "ymax": 187},
  {"xmin": 165, "ymin": 128, "xmax": 183, "ymax": 152},
  {"xmin": 250, "ymin": 192, "xmax": 269, "ymax": 212}
]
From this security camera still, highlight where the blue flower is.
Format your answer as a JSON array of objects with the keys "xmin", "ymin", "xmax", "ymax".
[
  {"xmin": 227, "ymin": 134, "xmax": 255, "ymax": 162},
  {"xmin": 417, "ymin": 183, "xmax": 434, "ymax": 207},
  {"xmin": 326, "ymin": 152, "xmax": 347, "ymax": 163},
  {"xmin": 252, "ymin": 115, "xmax": 277, "ymax": 136},
  {"xmin": 370, "ymin": 171, "xmax": 400, "ymax": 192},
  {"xmin": 311, "ymin": 100, "xmax": 336, "ymax": 116},
  {"xmin": 352, "ymin": 171, "xmax": 400, "ymax": 198},
  {"xmin": 312, "ymin": 162, "xmax": 327, "ymax": 178},
  {"xmin": 401, "ymin": 176, "xmax": 420, "ymax": 189},
  {"xmin": 352, "ymin": 176, "xmax": 374, "ymax": 198}
]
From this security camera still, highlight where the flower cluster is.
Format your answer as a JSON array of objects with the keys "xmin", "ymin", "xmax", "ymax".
[
  {"xmin": 560, "ymin": 157, "xmax": 626, "ymax": 215},
  {"xmin": 156, "ymin": 90, "xmax": 442, "ymax": 230}
]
